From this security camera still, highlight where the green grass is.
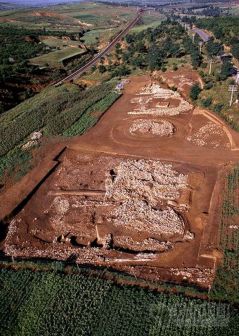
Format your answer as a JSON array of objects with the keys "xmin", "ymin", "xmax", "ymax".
[
  {"xmin": 82, "ymin": 29, "xmax": 102, "ymax": 45},
  {"xmin": 83, "ymin": 27, "xmax": 119, "ymax": 46},
  {"xmin": 210, "ymin": 166, "xmax": 239, "ymax": 303},
  {"xmin": 0, "ymin": 83, "xmax": 79, "ymax": 128},
  {"xmin": 0, "ymin": 80, "xmax": 119, "ymax": 182},
  {"xmin": 199, "ymin": 77, "xmax": 239, "ymax": 130},
  {"xmin": 0, "ymin": 2, "xmax": 137, "ymax": 32},
  {"xmin": 131, "ymin": 20, "xmax": 162, "ymax": 33},
  {"xmin": 73, "ymin": 13, "xmax": 97, "ymax": 23},
  {"xmin": 0, "ymin": 268, "xmax": 238, "ymax": 336},
  {"xmin": 81, "ymin": 68, "xmax": 111, "ymax": 82},
  {"xmin": 0, "ymin": 7, "xmax": 83, "ymax": 30},
  {"xmin": 41, "ymin": 36, "xmax": 81, "ymax": 49},
  {"xmin": 164, "ymin": 56, "xmax": 191, "ymax": 69},
  {"xmin": 29, "ymin": 47, "xmax": 85, "ymax": 68},
  {"xmin": 64, "ymin": 91, "xmax": 121, "ymax": 136},
  {"xmin": 0, "ymin": 147, "xmax": 33, "ymax": 185}
]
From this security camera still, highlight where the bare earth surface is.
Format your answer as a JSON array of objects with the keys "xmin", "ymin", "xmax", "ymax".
[{"xmin": 2, "ymin": 72, "xmax": 239, "ymax": 289}]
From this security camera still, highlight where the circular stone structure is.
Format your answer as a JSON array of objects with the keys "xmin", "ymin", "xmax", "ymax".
[{"xmin": 129, "ymin": 119, "xmax": 174, "ymax": 136}]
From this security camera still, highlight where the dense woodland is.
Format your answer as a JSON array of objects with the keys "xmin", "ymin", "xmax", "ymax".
[
  {"xmin": 0, "ymin": 26, "xmax": 85, "ymax": 113},
  {"xmin": 195, "ymin": 17, "xmax": 239, "ymax": 60},
  {"xmin": 182, "ymin": 6, "xmax": 223, "ymax": 17},
  {"xmin": 97, "ymin": 20, "xmax": 202, "ymax": 78},
  {"xmin": 0, "ymin": 26, "xmax": 71, "ymax": 83}
]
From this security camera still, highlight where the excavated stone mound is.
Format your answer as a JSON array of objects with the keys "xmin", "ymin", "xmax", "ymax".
[
  {"xmin": 114, "ymin": 236, "xmax": 173, "ymax": 252},
  {"xmin": 4, "ymin": 158, "xmax": 194, "ymax": 261},
  {"xmin": 105, "ymin": 159, "xmax": 191, "ymax": 239},
  {"xmin": 129, "ymin": 119, "xmax": 174, "ymax": 136},
  {"xmin": 187, "ymin": 122, "xmax": 228, "ymax": 148},
  {"xmin": 129, "ymin": 83, "xmax": 192, "ymax": 116}
]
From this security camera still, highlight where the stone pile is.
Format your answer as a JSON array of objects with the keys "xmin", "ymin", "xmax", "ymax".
[
  {"xmin": 129, "ymin": 119, "xmax": 174, "ymax": 136},
  {"xmin": 105, "ymin": 159, "xmax": 189, "ymax": 239},
  {"xmin": 169, "ymin": 267, "xmax": 215, "ymax": 287},
  {"xmin": 105, "ymin": 159, "xmax": 187, "ymax": 206},
  {"xmin": 138, "ymin": 83, "xmax": 179, "ymax": 98},
  {"xmin": 114, "ymin": 236, "xmax": 173, "ymax": 252},
  {"xmin": 187, "ymin": 122, "xmax": 226, "ymax": 148},
  {"xmin": 129, "ymin": 83, "xmax": 192, "ymax": 116},
  {"xmin": 112, "ymin": 200, "xmax": 185, "ymax": 237},
  {"xmin": 129, "ymin": 97, "xmax": 192, "ymax": 116}
]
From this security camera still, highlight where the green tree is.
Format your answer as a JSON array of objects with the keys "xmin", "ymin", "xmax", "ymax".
[
  {"xmin": 148, "ymin": 45, "xmax": 165, "ymax": 71},
  {"xmin": 231, "ymin": 42, "xmax": 239, "ymax": 60},
  {"xmin": 98, "ymin": 65, "xmax": 106, "ymax": 73},
  {"xmin": 206, "ymin": 38, "xmax": 222, "ymax": 57},
  {"xmin": 220, "ymin": 60, "xmax": 233, "ymax": 81},
  {"xmin": 190, "ymin": 83, "xmax": 201, "ymax": 101},
  {"xmin": 202, "ymin": 97, "xmax": 212, "ymax": 107}
]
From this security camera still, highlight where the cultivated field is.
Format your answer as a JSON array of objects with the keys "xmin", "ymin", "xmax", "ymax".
[
  {"xmin": 0, "ymin": 2, "xmax": 163, "ymax": 32},
  {"xmin": 29, "ymin": 34, "xmax": 88, "ymax": 70},
  {"xmin": 0, "ymin": 268, "xmax": 237, "ymax": 336},
  {"xmin": 30, "ymin": 47, "xmax": 86, "ymax": 68},
  {"xmin": 0, "ymin": 81, "xmax": 120, "ymax": 186},
  {"xmin": 40, "ymin": 35, "xmax": 82, "ymax": 49}
]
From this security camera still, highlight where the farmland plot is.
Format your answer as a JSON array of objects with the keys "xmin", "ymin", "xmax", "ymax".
[
  {"xmin": 0, "ymin": 269, "xmax": 238, "ymax": 336},
  {"xmin": 211, "ymin": 165, "xmax": 239, "ymax": 303}
]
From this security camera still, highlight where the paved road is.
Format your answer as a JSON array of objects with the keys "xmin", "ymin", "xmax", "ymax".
[{"xmin": 54, "ymin": 12, "xmax": 142, "ymax": 86}]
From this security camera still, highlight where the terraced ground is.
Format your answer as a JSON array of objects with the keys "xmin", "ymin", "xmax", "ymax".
[{"xmin": 29, "ymin": 47, "xmax": 86, "ymax": 68}]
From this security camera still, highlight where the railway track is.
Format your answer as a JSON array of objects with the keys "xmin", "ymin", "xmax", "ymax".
[{"xmin": 54, "ymin": 11, "xmax": 142, "ymax": 86}]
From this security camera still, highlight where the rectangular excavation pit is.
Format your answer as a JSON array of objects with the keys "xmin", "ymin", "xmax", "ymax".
[{"xmin": 3, "ymin": 150, "xmax": 221, "ymax": 289}]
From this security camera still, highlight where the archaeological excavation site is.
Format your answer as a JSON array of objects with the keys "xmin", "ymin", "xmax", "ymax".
[{"xmin": 1, "ymin": 74, "xmax": 239, "ymax": 290}]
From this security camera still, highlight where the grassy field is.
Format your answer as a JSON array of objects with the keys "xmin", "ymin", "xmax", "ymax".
[
  {"xmin": 64, "ymin": 90, "xmax": 121, "ymax": 136},
  {"xmin": 29, "ymin": 47, "xmax": 85, "ymax": 68},
  {"xmin": 131, "ymin": 20, "xmax": 162, "ymax": 33},
  {"xmin": 55, "ymin": 2, "xmax": 136, "ymax": 29},
  {"xmin": 0, "ymin": 80, "xmax": 120, "ymax": 184},
  {"xmin": 83, "ymin": 27, "xmax": 120, "ymax": 47},
  {"xmin": 40, "ymin": 36, "xmax": 81, "ymax": 49},
  {"xmin": 0, "ymin": 268, "xmax": 238, "ymax": 336},
  {"xmin": 210, "ymin": 165, "xmax": 239, "ymax": 303},
  {"xmin": 73, "ymin": 13, "xmax": 101, "ymax": 25},
  {"xmin": 229, "ymin": 6, "xmax": 239, "ymax": 16},
  {"xmin": 163, "ymin": 55, "xmax": 191, "ymax": 69},
  {"xmin": 0, "ymin": 2, "xmax": 164, "ymax": 34},
  {"xmin": 0, "ymin": 6, "xmax": 83, "ymax": 31},
  {"xmin": 0, "ymin": 2, "xmax": 137, "ymax": 31},
  {"xmin": 199, "ymin": 77, "xmax": 239, "ymax": 130}
]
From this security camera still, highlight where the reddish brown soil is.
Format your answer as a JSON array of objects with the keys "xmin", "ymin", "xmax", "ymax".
[
  {"xmin": 156, "ymin": 66, "xmax": 203, "ymax": 97},
  {"xmin": 2, "ymin": 74, "xmax": 239, "ymax": 289}
]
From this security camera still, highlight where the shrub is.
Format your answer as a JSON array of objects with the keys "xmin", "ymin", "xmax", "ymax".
[
  {"xmin": 190, "ymin": 83, "xmax": 201, "ymax": 101},
  {"xmin": 201, "ymin": 97, "xmax": 212, "ymax": 107},
  {"xmin": 213, "ymin": 103, "xmax": 224, "ymax": 113},
  {"xmin": 204, "ymin": 81, "xmax": 213, "ymax": 90}
]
